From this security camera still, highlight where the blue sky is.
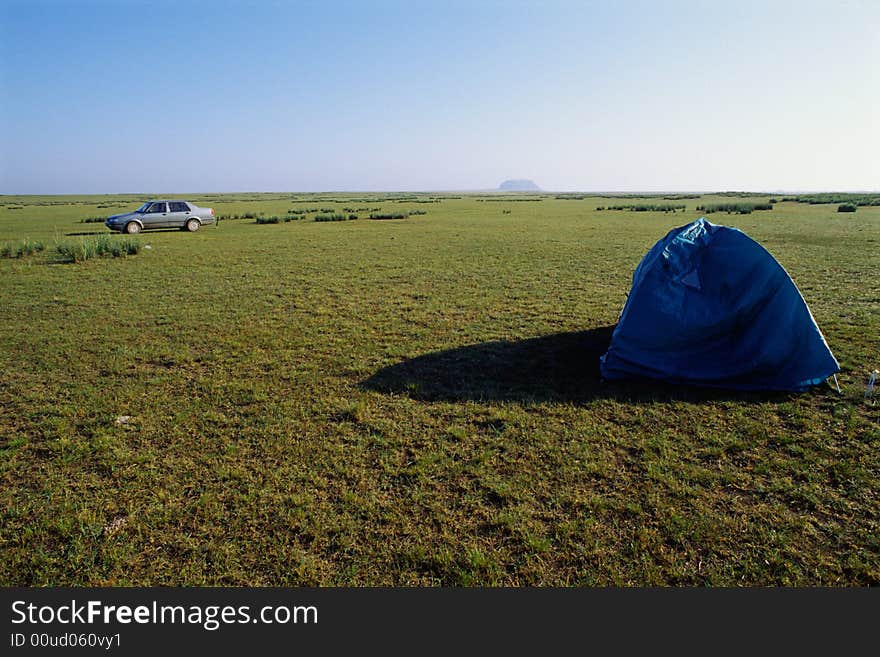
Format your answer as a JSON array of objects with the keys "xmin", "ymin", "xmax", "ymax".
[{"xmin": 1, "ymin": 0, "xmax": 877, "ymax": 193}]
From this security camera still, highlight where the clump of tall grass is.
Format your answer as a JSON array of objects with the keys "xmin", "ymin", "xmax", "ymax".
[
  {"xmin": 559, "ymin": 194, "xmax": 701, "ymax": 201},
  {"xmin": 218, "ymin": 211, "xmax": 259, "ymax": 221},
  {"xmin": 55, "ymin": 235, "xmax": 141, "ymax": 263},
  {"xmin": 80, "ymin": 216, "xmax": 107, "ymax": 223},
  {"xmin": 315, "ymin": 214, "xmax": 352, "ymax": 222},
  {"xmin": 255, "ymin": 215, "xmax": 287, "ymax": 224},
  {"xmin": 837, "ymin": 203, "xmax": 858, "ymax": 213},
  {"xmin": 0, "ymin": 238, "xmax": 45, "ymax": 258},
  {"xmin": 695, "ymin": 202, "xmax": 773, "ymax": 214},
  {"xmin": 782, "ymin": 194, "xmax": 880, "ymax": 206},
  {"xmin": 369, "ymin": 212, "xmax": 409, "ymax": 220},
  {"xmin": 602, "ymin": 203, "xmax": 686, "ymax": 212},
  {"xmin": 479, "ymin": 198, "xmax": 543, "ymax": 202}
]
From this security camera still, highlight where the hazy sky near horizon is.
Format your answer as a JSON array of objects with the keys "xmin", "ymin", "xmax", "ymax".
[{"xmin": 1, "ymin": 0, "xmax": 877, "ymax": 194}]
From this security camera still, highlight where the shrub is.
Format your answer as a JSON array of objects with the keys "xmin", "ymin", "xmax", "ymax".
[
  {"xmin": 255, "ymin": 216, "xmax": 281, "ymax": 224},
  {"xmin": 315, "ymin": 214, "xmax": 348, "ymax": 222},
  {"xmin": 369, "ymin": 212, "xmax": 409, "ymax": 220},
  {"xmin": 348, "ymin": 214, "xmax": 359, "ymax": 220},
  {"xmin": 838, "ymin": 203, "xmax": 857, "ymax": 213}
]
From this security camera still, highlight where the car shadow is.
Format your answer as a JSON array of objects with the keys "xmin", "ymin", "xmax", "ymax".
[
  {"xmin": 361, "ymin": 325, "xmax": 795, "ymax": 404},
  {"xmin": 65, "ymin": 228, "xmax": 183, "ymax": 236}
]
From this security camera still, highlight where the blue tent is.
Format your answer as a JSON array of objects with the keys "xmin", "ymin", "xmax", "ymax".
[{"xmin": 599, "ymin": 218, "xmax": 839, "ymax": 391}]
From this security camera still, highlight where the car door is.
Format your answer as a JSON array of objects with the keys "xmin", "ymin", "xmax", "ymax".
[
  {"xmin": 166, "ymin": 201, "xmax": 190, "ymax": 228},
  {"xmin": 142, "ymin": 202, "xmax": 168, "ymax": 228}
]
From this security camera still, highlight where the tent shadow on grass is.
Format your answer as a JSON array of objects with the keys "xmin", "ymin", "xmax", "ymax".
[{"xmin": 362, "ymin": 325, "xmax": 795, "ymax": 404}]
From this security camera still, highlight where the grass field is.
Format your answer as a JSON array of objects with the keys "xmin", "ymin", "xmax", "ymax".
[{"xmin": 1, "ymin": 193, "xmax": 878, "ymax": 585}]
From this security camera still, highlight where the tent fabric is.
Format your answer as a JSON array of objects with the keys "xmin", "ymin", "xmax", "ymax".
[{"xmin": 599, "ymin": 217, "xmax": 839, "ymax": 391}]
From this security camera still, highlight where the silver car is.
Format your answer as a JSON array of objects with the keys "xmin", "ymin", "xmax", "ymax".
[{"xmin": 105, "ymin": 200, "xmax": 216, "ymax": 234}]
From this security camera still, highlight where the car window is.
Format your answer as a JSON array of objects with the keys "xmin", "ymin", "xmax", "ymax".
[
  {"xmin": 169, "ymin": 202, "xmax": 189, "ymax": 212},
  {"xmin": 147, "ymin": 202, "xmax": 167, "ymax": 213}
]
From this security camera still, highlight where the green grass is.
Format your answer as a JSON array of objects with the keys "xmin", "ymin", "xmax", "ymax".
[{"xmin": 0, "ymin": 192, "xmax": 878, "ymax": 586}]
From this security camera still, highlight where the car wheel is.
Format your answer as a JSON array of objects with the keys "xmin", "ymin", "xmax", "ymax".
[
  {"xmin": 185, "ymin": 218, "xmax": 201, "ymax": 232},
  {"xmin": 125, "ymin": 222, "xmax": 141, "ymax": 234}
]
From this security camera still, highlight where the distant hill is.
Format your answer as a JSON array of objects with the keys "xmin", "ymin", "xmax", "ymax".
[{"xmin": 498, "ymin": 179, "xmax": 541, "ymax": 191}]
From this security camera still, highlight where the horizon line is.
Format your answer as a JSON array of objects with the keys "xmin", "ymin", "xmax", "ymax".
[{"xmin": 2, "ymin": 188, "xmax": 879, "ymax": 197}]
